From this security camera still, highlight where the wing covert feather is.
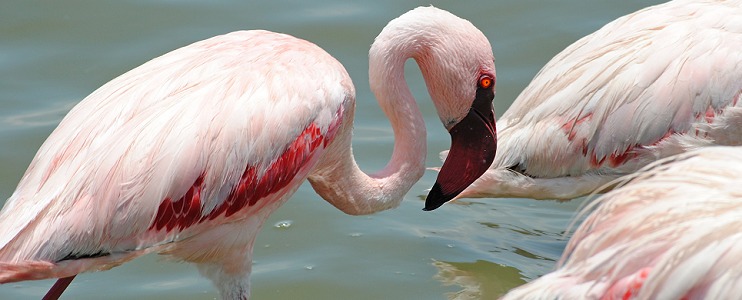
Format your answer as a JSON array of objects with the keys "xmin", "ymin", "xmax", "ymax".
[{"xmin": 497, "ymin": 0, "xmax": 742, "ymax": 177}]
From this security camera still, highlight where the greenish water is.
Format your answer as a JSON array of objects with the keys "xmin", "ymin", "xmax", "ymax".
[{"xmin": 0, "ymin": 1, "xmax": 662, "ymax": 299}]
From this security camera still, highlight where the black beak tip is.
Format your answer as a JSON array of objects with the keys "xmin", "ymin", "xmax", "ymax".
[
  {"xmin": 423, "ymin": 183, "xmax": 455, "ymax": 211},
  {"xmin": 422, "ymin": 203, "xmax": 443, "ymax": 211},
  {"xmin": 422, "ymin": 204, "xmax": 439, "ymax": 211}
]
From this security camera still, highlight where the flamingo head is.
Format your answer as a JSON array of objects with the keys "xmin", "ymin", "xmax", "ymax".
[
  {"xmin": 423, "ymin": 68, "xmax": 497, "ymax": 211},
  {"xmin": 369, "ymin": 7, "xmax": 497, "ymax": 211},
  {"xmin": 401, "ymin": 7, "xmax": 497, "ymax": 211}
]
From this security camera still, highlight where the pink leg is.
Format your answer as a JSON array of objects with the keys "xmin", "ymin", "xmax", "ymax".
[{"xmin": 42, "ymin": 275, "xmax": 76, "ymax": 300}]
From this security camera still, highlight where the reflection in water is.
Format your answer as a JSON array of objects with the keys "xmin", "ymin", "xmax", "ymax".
[
  {"xmin": 512, "ymin": 247, "xmax": 553, "ymax": 261},
  {"xmin": 421, "ymin": 197, "xmax": 587, "ymax": 299},
  {"xmin": 433, "ymin": 259, "xmax": 526, "ymax": 299}
]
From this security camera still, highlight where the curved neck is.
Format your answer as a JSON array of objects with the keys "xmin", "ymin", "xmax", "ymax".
[{"xmin": 308, "ymin": 36, "xmax": 428, "ymax": 215}]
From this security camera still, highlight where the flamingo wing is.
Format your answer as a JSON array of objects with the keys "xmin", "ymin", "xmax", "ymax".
[
  {"xmin": 0, "ymin": 30, "xmax": 350, "ymax": 276},
  {"xmin": 502, "ymin": 146, "xmax": 742, "ymax": 299},
  {"xmin": 496, "ymin": 0, "xmax": 742, "ymax": 178}
]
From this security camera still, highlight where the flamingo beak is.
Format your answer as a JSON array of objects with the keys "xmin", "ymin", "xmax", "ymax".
[{"xmin": 424, "ymin": 87, "xmax": 496, "ymax": 211}]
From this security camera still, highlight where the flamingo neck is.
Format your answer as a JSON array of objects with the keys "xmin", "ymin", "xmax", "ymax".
[{"xmin": 308, "ymin": 33, "xmax": 428, "ymax": 215}]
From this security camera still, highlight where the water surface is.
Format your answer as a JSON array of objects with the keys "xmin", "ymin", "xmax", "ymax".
[{"xmin": 1, "ymin": 1, "xmax": 662, "ymax": 299}]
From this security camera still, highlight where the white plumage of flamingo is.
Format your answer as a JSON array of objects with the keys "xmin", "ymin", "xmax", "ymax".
[
  {"xmin": 502, "ymin": 145, "xmax": 742, "ymax": 299},
  {"xmin": 0, "ymin": 7, "xmax": 497, "ymax": 299},
  {"xmin": 425, "ymin": 0, "xmax": 742, "ymax": 210}
]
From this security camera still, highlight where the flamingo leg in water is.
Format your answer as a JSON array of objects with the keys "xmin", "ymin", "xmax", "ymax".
[{"xmin": 42, "ymin": 275, "xmax": 76, "ymax": 300}]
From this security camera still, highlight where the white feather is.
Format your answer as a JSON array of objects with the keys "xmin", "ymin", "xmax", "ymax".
[
  {"xmin": 454, "ymin": 0, "xmax": 742, "ymax": 200},
  {"xmin": 503, "ymin": 146, "xmax": 742, "ymax": 299}
]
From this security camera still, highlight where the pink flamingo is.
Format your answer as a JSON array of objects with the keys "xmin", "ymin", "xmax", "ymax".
[
  {"xmin": 0, "ymin": 7, "xmax": 497, "ymax": 299},
  {"xmin": 501, "ymin": 145, "xmax": 742, "ymax": 299},
  {"xmin": 425, "ymin": 0, "xmax": 742, "ymax": 209}
]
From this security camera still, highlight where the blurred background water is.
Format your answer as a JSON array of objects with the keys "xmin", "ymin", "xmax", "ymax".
[{"xmin": 0, "ymin": 0, "xmax": 663, "ymax": 299}]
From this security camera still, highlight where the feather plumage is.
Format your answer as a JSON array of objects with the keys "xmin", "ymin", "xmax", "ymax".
[
  {"xmin": 454, "ymin": 0, "xmax": 742, "ymax": 200},
  {"xmin": 502, "ymin": 146, "xmax": 742, "ymax": 299}
]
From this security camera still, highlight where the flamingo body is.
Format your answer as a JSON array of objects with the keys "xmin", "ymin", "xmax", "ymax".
[
  {"xmin": 1, "ymin": 29, "xmax": 349, "ymax": 290},
  {"xmin": 502, "ymin": 146, "xmax": 742, "ymax": 299},
  {"xmin": 0, "ymin": 7, "xmax": 498, "ymax": 299},
  {"xmin": 441, "ymin": 0, "xmax": 742, "ymax": 203}
]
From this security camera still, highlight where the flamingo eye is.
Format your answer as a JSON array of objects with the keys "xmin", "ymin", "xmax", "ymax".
[{"xmin": 478, "ymin": 75, "xmax": 493, "ymax": 89}]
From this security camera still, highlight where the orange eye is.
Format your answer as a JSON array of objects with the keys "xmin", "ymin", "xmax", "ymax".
[{"xmin": 479, "ymin": 76, "xmax": 493, "ymax": 89}]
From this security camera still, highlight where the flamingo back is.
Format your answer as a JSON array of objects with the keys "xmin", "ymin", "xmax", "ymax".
[
  {"xmin": 0, "ymin": 30, "xmax": 352, "ymax": 280},
  {"xmin": 502, "ymin": 146, "xmax": 742, "ymax": 299},
  {"xmin": 498, "ymin": 0, "xmax": 742, "ymax": 178},
  {"xmin": 458, "ymin": 0, "xmax": 742, "ymax": 200}
]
